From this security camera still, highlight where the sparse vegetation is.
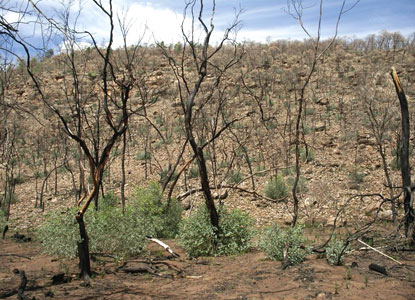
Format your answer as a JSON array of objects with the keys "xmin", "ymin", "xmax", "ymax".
[
  {"xmin": 259, "ymin": 224, "xmax": 309, "ymax": 265},
  {"xmin": 264, "ymin": 174, "xmax": 288, "ymax": 200},
  {"xmin": 325, "ymin": 235, "xmax": 350, "ymax": 265},
  {"xmin": 0, "ymin": 0, "xmax": 414, "ymax": 297}
]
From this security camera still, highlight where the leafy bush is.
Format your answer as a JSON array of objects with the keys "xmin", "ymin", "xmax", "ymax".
[
  {"xmin": 37, "ymin": 182, "xmax": 181, "ymax": 259},
  {"xmin": 178, "ymin": 206, "xmax": 215, "ymax": 257},
  {"xmin": 36, "ymin": 207, "xmax": 79, "ymax": 258},
  {"xmin": 178, "ymin": 206, "xmax": 255, "ymax": 257},
  {"xmin": 264, "ymin": 174, "xmax": 287, "ymax": 200},
  {"xmin": 37, "ymin": 206, "xmax": 152, "ymax": 260},
  {"xmin": 87, "ymin": 205, "xmax": 150, "ymax": 259},
  {"xmin": 132, "ymin": 182, "xmax": 182, "ymax": 238},
  {"xmin": 259, "ymin": 224, "xmax": 309, "ymax": 265},
  {"xmin": 100, "ymin": 190, "xmax": 118, "ymax": 209},
  {"xmin": 325, "ymin": 235, "xmax": 350, "ymax": 265},
  {"xmin": 216, "ymin": 208, "xmax": 255, "ymax": 255}
]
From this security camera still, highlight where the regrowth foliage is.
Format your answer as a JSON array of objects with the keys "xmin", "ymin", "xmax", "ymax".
[
  {"xmin": 178, "ymin": 206, "xmax": 255, "ymax": 257},
  {"xmin": 259, "ymin": 224, "xmax": 309, "ymax": 265}
]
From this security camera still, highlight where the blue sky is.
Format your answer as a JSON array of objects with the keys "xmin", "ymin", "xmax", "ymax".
[
  {"xmin": 101, "ymin": 0, "xmax": 415, "ymax": 44},
  {"xmin": 2, "ymin": 0, "xmax": 415, "ymax": 52}
]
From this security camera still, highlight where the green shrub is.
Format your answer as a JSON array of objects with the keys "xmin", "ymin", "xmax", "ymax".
[
  {"xmin": 36, "ymin": 207, "xmax": 79, "ymax": 258},
  {"xmin": 287, "ymin": 176, "xmax": 308, "ymax": 194},
  {"xmin": 188, "ymin": 164, "xmax": 199, "ymax": 179},
  {"xmin": 37, "ymin": 206, "xmax": 152, "ymax": 260},
  {"xmin": 259, "ymin": 224, "xmax": 309, "ymax": 265},
  {"xmin": 136, "ymin": 150, "xmax": 151, "ymax": 161},
  {"xmin": 178, "ymin": 206, "xmax": 255, "ymax": 257},
  {"xmin": 36, "ymin": 182, "xmax": 181, "ymax": 259},
  {"xmin": 159, "ymin": 169, "xmax": 178, "ymax": 185},
  {"xmin": 132, "ymin": 182, "xmax": 182, "ymax": 238},
  {"xmin": 300, "ymin": 147, "xmax": 314, "ymax": 162},
  {"xmin": 264, "ymin": 174, "xmax": 287, "ymax": 200},
  {"xmin": 87, "ymin": 205, "xmax": 150, "ymax": 259},
  {"xmin": 348, "ymin": 168, "xmax": 365, "ymax": 184},
  {"xmin": 227, "ymin": 169, "xmax": 243, "ymax": 185},
  {"xmin": 325, "ymin": 235, "xmax": 350, "ymax": 266},
  {"xmin": 100, "ymin": 190, "xmax": 118, "ymax": 209},
  {"xmin": 178, "ymin": 206, "xmax": 216, "ymax": 257},
  {"xmin": 0, "ymin": 209, "xmax": 8, "ymax": 231},
  {"xmin": 216, "ymin": 208, "xmax": 255, "ymax": 255}
]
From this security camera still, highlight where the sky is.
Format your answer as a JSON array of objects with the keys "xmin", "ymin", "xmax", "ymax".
[{"xmin": 1, "ymin": 0, "xmax": 415, "ymax": 52}]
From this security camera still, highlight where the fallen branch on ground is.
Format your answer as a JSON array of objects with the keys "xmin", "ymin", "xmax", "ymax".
[
  {"xmin": 147, "ymin": 237, "xmax": 180, "ymax": 258},
  {"xmin": 358, "ymin": 239, "xmax": 402, "ymax": 265},
  {"xmin": 0, "ymin": 254, "xmax": 31, "ymax": 260}
]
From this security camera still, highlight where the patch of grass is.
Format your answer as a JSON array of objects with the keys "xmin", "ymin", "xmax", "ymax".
[
  {"xmin": 227, "ymin": 169, "xmax": 243, "ymax": 185},
  {"xmin": 0, "ymin": 209, "xmax": 8, "ymax": 231},
  {"xmin": 286, "ymin": 176, "xmax": 308, "ymax": 194},
  {"xmin": 348, "ymin": 167, "xmax": 365, "ymax": 184},
  {"xmin": 264, "ymin": 174, "xmax": 287, "ymax": 200},
  {"xmin": 136, "ymin": 150, "xmax": 151, "ymax": 161},
  {"xmin": 259, "ymin": 224, "xmax": 309, "ymax": 265},
  {"xmin": 188, "ymin": 164, "xmax": 199, "ymax": 179},
  {"xmin": 100, "ymin": 190, "xmax": 118, "ymax": 209}
]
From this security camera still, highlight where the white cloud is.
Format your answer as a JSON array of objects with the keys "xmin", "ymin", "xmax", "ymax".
[
  {"xmin": 66, "ymin": 1, "xmax": 187, "ymax": 47},
  {"xmin": 238, "ymin": 25, "xmax": 309, "ymax": 43}
]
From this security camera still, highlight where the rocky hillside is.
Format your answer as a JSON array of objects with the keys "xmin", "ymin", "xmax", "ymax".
[{"xmin": 1, "ymin": 34, "xmax": 415, "ymax": 231}]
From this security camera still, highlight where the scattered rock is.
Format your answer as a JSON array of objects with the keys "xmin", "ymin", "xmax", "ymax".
[
  {"xmin": 379, "ymin": 209, "xmax": 393, "ymax": 221},
  {"xmin": 181, "ymin": 199, "xmax": 191, "ymax": 210},
  {"xmin": 283, "ymin": 216, "xmax": 293, "ymax": 225},
  {"xmin": 316, "ymin": 292, "xmax": 327, "ymax": 299},
  {"xmin": 255, "ymin": 201, "xmax": 269, "ymax": 208}
]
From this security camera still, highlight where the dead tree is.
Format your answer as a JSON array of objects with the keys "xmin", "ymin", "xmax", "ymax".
[
  {"xmin": 159, "ymin": 0, "xmax": 243, "ymax": 232},
  {"xmin": 286, "ymin": 0, "xmax": 359, "ymax": 225},
  {"xmin": 1, "ymin": 0, "xmax": 138, "ymax": 279},
  {"xmin": 391, "ymin": 67, "xmax": 414, "ymax": 242}
]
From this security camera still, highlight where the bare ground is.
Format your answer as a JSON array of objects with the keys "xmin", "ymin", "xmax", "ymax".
[{"xmin": 1, "ymin": 232, "xmax": 415, "ymax": 300}]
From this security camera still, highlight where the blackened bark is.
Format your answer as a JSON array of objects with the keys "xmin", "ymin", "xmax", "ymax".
[
  {"xmin": 391, "ymin": 67, "xmax": 414, "ymax": 241},
  {"xmin": 76, "ymin": 214, "xmax": 91, "ymax": 280},
  {"xmin": 16, "ymin": 270, "xmax": 27, "ymax": 300}
]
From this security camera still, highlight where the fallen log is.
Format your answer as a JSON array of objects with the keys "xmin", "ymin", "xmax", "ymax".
[{"xmin": 369, "ymin": 263, "xmax": 389, "ymax": 276}]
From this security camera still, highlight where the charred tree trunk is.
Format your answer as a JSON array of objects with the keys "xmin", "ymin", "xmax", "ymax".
[
  {"xmin": 121, "ymin": 130, "xmax": 127, "ymax": 214},
  {"xmin": 391, "ymin": 67, "xmax": 414, "ymax": 241},
  {"xmin": 194, "ymin": 143, "xmax": 219, "ymax": 230},
  {"xmin": 76, "ymin": 213, "xmax": 91, "ymax": 280}
]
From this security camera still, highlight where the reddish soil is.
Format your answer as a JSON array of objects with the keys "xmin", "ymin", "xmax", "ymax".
[{"xmin": 1, "ymin": 233, "xmax": 414, "ymax": 300}]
